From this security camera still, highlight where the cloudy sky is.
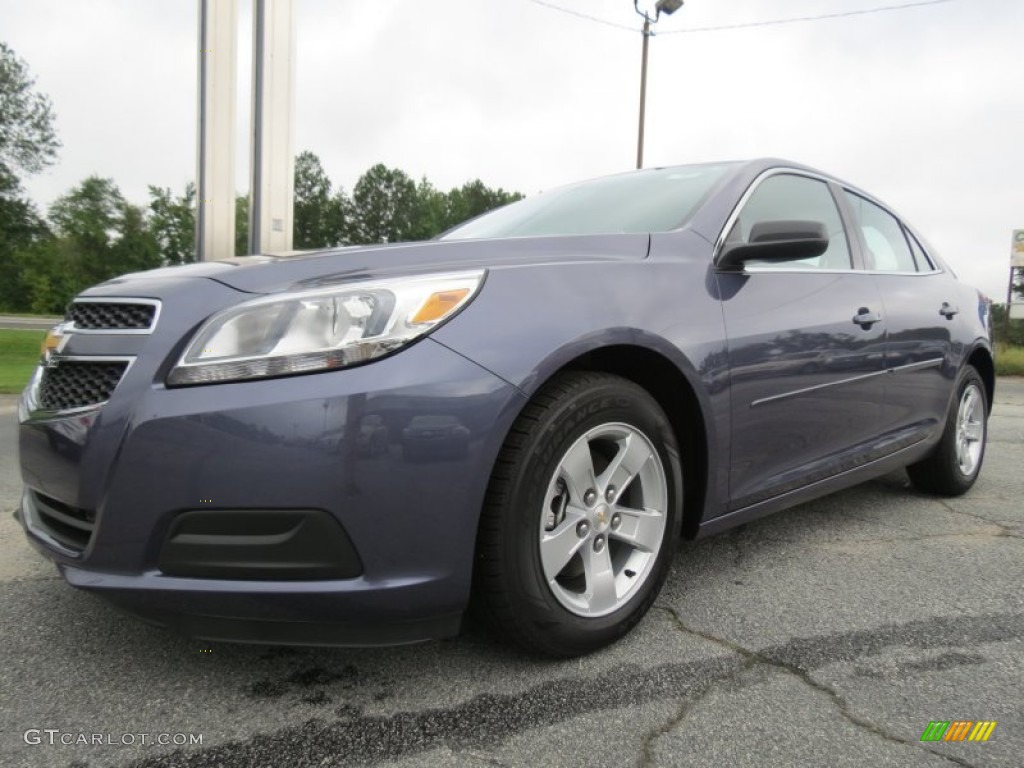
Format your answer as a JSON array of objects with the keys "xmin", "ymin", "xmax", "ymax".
[{"xmin": 2, "ymin": 0, "xmax": 1021, "ymax": 299}]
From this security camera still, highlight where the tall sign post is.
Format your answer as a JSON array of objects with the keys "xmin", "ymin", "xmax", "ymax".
[
  {"xmin": 248, "ymin": 0, "xmax": 296, "ymax": 255},
  {"xmin": 1009, "ymin": 230, "xmax": 1024, "ymax": 321},
  {"xmin": 196, "ymin": 0, "xmax": 238, "ymax": 261}
]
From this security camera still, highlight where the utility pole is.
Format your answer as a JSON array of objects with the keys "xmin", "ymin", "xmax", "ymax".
[
  {"xmin": 636, "ymin": 17, "xmax": 651, "ymax": 169},
  {"xmin": 633, "ymin": 0, "xmax": 683, "ymax": 170}
]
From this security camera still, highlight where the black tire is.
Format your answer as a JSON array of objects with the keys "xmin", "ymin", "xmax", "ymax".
[
  {"xmin": 907, "ymin": 366, "xmax": 988, "ymax": 496},
  {"xmin": 472, "ymin": 371, "xmax": 683, "ymax": 657}
]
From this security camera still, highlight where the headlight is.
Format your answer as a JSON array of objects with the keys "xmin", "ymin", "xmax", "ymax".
[{"xmin": 167, "ymin": 270, "xmax": 484, "ymax": 386}]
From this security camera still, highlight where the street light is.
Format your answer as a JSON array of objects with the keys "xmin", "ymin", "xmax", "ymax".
[{"xmin": 634, "ymin": 0, "xmax": 683, "ymax": 169}]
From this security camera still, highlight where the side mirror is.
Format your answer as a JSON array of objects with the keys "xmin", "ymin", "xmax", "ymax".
[{"xmin": 717, "ymin": 220, "xmax": 830, "ymax": 271}]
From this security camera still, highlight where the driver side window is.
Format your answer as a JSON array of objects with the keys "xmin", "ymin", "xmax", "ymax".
[{"xmin": 727, "ymin": 174, "xmax": 852, "ymax": 270}]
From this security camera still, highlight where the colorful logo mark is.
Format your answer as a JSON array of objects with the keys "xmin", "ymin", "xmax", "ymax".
[{"xmin": 921, "ymin": 721, "xmax": 997, "ymax": 742}]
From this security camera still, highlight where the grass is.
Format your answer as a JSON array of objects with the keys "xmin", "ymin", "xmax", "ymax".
[
  {"xmin": 995, "ymin": 344, "xmax": 1024, "ymax": 377},
  {"xmin": 0, "ymin": 329, "xmax": 44, "ymax": 394}
]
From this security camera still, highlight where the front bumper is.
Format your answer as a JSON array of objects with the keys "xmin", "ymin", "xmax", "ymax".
[{"xmin": 18, "ymin": 335, "xmax": 525, "ymax": 646}]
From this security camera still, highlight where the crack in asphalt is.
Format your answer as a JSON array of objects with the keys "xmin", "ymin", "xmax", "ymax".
[
  {"xmin": 634, "ymin": 648, "xmax": 756, "ymax": 768},
  {"xmin": 938, "ymin": 499, "xmax": 1024, "ymax": 540},
  {"xmin": 120, "ymin": 610, "xmax": 1023, "ymax": 768},
  {"xmin": 635, "ymin": 699, "xmax": 688, "ymax": 768},
  {"xmin": 653, "ymin": 606, "xmax": 978, "ymax": 768}
]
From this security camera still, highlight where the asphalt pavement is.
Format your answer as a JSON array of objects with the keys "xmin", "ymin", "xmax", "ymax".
[{"xmin": 0, "ymin": 380, "xmax": 1022, "ymax": 768}]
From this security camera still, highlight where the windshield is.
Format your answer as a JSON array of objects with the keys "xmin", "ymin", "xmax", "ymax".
[{"xmin": 441, "ymin": 162, "xmax": 736, "ymax": 241}]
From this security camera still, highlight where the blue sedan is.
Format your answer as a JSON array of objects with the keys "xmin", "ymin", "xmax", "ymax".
[{"xmin": 17, "ymin": 159, "xmax": 993, "ymax": 656}]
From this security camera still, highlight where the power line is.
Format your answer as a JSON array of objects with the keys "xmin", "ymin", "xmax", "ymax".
[
  {"xmin": 523, "ymin": 0, "xmax": 955, "ymax": 35},
  {"xmin": 662, "ymin": 0, "xmax": 954, "ymax": 34},
  {"xmin": 523, "ymin": 0, "xmax": 636, "ymax": 32}
]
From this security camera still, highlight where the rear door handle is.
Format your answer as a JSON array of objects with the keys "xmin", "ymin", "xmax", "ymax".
[
  {"xmin": 852, "ymin": 307, "xmax": 882, "ymax": 328},
  {"xmin": 939, "ymin": 302, "xmax": 959, "ymax": 318}
]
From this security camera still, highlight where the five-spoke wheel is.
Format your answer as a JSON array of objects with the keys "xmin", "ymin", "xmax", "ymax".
[
  {"xmin": 540, "ymin": 423, "xmax": 667, "ymax": 617},
  {"xmin": 473, "ymin": 372, "xmax": 682, "ymax": 657},
  {"xmin": 908, "ymin": 366, "xmax": 988, "ymax": 496}
]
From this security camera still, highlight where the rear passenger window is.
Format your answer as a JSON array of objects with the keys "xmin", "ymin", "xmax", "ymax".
[
  {"xmin": 727, "ymin": 174, "xmax": 852, "ymax": 270},
  {"xmin": 843, "ymin": 192, "xmax": 917, "ymax": 272}
]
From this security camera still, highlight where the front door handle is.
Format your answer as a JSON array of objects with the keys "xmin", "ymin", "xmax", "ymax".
[
  {"xmin": 852, "ymin": 307, "xmax": 882, "ymax": 329},
  {"xmin": 939, "ymin": 302, "xmax": 959, "ymax": 318}
]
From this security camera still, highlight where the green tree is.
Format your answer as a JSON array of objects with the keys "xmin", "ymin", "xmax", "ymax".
[
  {"xmin": 445, "ymin": 179, "xmax": 522, "ymax": 230},
  {"xmin": 294, "ymin": 150, "xmax": 348, "ymax": 249},
  {"xmin": 50, "ymin": 176, "xmax": 126, "ymax": 288},
  {"xmin": 348, "ymin": 164, "xmax": 418, "ymax": 244},
  {"xmin": 991, "ymin": 303, "xmax": 1024, "ymax": 347},
  {"xmin": 235, "ymin": 193, "xmax": 249, "ymax": 255},
  {"xmin": 0, "ymin": 42, "xmax": 60, "ymax": 312},
  {"xmin": 49, "ymin": 176, "xmax": 161, "ymax": 290},
  {"xmin": 17, "ymin": 236, "xmax": 72, "ymax": 314},
  {"xmin": 112, "ymin": 203, "xmax": 161, "ymax": 275},
  {"xmin": 409, "ymin": 177, "xmax": 449, "ymax": 241},
  {"xmin": 148, "ymin": 183, "xmax": 195, "ymax": 265},
  {"xmin": 0, "ymin": 42, "xmax": 59, "ymax": 182},
  {"xmin": 0, "ymin": 171, "xmax": 49, "ymax": 311}
]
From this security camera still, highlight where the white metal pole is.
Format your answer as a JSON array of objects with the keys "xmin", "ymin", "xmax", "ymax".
[
  {"xmin": 196, "ymin": 0, "xmax": 238, "ymax": 261},
  {"xmin": 249, "ymin": 0, "xmax": 296, "ymax": 255}
]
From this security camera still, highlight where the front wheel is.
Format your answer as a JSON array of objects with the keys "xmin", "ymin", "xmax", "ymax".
[
  {"xmin": 907, "ymin": 366, "xmax": 988, "ymax": 496},
  {"xmin": 472, "ymin": 372, "xmax": 683, "ymax": 657}
]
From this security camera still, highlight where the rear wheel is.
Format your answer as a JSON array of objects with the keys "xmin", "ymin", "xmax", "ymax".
[
  {"xmin": 907, "ymin": 366, "xmax": 988, "ymax": 496},
  {"xmin": 472, "ymin": 372, "xmax": 682, "ymax": 657}
]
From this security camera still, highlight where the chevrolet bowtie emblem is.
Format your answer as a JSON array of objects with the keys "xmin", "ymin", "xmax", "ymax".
[{"xmin": 41, "ymin": 322, "xmax": 71, "ymax": 361}]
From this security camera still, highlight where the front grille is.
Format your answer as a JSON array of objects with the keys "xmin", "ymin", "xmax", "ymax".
[
  {"xmin": 38, "ymin": 361, "xmax": 129, "ymax": 410},
  {"xmin": 31, "ymin": 492, "xmax": 96, "ymax": 553},
  {"xmin": 68, "ymin": 301, "xmax": 156, "ymax": 331}
]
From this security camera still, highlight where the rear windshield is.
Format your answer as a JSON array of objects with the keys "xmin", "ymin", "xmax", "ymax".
[{"xmin": 441, "ymin": 162, "xmax": 736, "ymax": 241}]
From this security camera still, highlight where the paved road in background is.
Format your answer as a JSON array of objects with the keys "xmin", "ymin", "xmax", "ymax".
[
  {"xmin": 1, "ymin": 381, "xmax": 1022, "ymax": 767},
  {"xmin": 0, "ymin": 315, "xmax": 60, "ymax": 331}
]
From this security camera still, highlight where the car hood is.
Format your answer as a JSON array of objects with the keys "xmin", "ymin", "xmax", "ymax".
[{"xmin": 103, "ymin": 233, "xmax": 651, "ymax": 295}]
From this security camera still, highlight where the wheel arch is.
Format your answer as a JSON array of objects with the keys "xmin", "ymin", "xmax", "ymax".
[
  {"xmin": 966, "ymin": 343, "xmax": 995, "ymax": 413},
  {"xmin": 512, "ymin": 339, "xmax": 714, "ymax": 539}
]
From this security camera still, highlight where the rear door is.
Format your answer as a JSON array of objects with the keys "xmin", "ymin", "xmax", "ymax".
[
  {"xmin": 717, "ymin": 172, "xmax": 887, "ymax": 510},
  {"xmin": 842, "ymin": 191, "xmax": 957, "ymax": 445}
]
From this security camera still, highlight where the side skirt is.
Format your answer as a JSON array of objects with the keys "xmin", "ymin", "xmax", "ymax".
[{"xmin": 694, "ymin": 437, "xmax": 935, "ymax": 539}]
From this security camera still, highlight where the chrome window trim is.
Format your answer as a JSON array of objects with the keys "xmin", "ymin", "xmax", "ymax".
[
  {"xmin": 22, "ymin": 355, "xmax": 137, "ymax": 421},
  {"xmin": 859, "ymin": 268, "xmax": 942, "ymax": 277},
  {"xmin": 65, "ymin": 297, "xmax": 161, "ymax": 335},
  {"xmin": 743, "ymin": 267, "xmax": 866, "ymax": 276},
  {"xmin": 714, "ymin": 167, "xmax": 946, "ymax": 278},
  {"xmin": 743, "ymin": 266, "xmax": 942, "ymax": 277}
]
